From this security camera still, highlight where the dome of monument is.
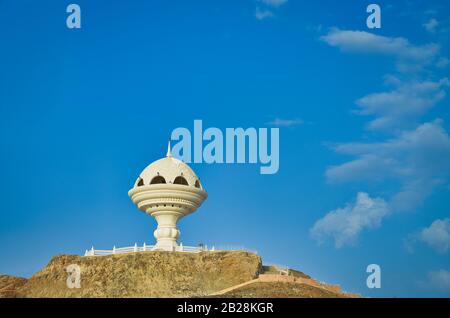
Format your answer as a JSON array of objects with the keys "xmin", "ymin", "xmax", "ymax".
[{"xmin": 133, "ymin": 143, "xmax": 203, "ymax": 190}]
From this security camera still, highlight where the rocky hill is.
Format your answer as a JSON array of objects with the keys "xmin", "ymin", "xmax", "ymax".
[
  {"xmin": 0, "ymin": 275, "xmax": 27, "ymax": 298},
  {"xmin": 0, "ymin": 251, "xmax": 357, "ymax": 298}
]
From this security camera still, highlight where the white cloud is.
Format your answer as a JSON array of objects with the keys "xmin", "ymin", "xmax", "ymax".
[
  {"xmin": 423, "ymin": 18, "xmax": 439, "ymax": 33},
  {"xmin": 260, "ymin": 0, "xmax": 287, "ymax": 8},
  {"xmin": 321, "ymin": 28, "xmax": 439, "ymax": 61},
  {"xmin": 310, "ymin": 192, "xmax": 390, "ymax": 248},
  {"xmin": 267, "ymin": 118, "xmax": 303, "ymax": 127},
  {"xmin": 419, "ymin": 218, "xmax": 450, "ymax": 253},
  {"xmin": 255, "ymin": 8, "xmax": 274, "ymax": 21},
  {"xmin": 426, "ymin": 269, "xmax": 450, "ymax": 292},
  {"xmin": 326, "ymin": 120, "xmax": 450, "ymax": 211},
  {"xmin": 255, "ymin": 0, "xmax": 287, "ymax": 20},
  {"xmin": 320, "ymin": 28, "xmax": 440, "ymax": 71},
  {"xmin": 355, "ymin": 78, "xmax": 449, "ymax": 131}
]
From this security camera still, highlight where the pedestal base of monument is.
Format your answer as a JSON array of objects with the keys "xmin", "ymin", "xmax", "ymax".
[
  {"xmin": 153, "ymin": 225, "xmax": 180, "ymax": 251},
  {"xmin": 152, "ymin": 240, "xmax": 178, "ymax": 252}
]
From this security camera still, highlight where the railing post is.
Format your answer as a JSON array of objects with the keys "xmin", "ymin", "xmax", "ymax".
[
  {"xmin": 180, "ymin": 242, "xmax": 183, "ymax": 252},
  {"xmin": 211, "ymin": 246, "xmax": 215, "ymax": 251},
  {"xmin": 143, "ymin": 242, "xmax": 146, "ymax": 251},
  {"xmin": 91, "ymin": 246, "xmax": 95, "ymax": 256},
  {"xmin": 113, "ymin": 246, "xmax": 116, "ymax": 255},
  {"xmin": 84, "ymin": 250, "xmax": 88, "ymax": 256},
  {"xmin": 134, "ymin": 243, "xmax": 138, "ymax": 252}
]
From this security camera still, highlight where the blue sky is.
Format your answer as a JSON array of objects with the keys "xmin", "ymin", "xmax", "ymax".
[{"xmin": 1, "ymin": 0, "xmax": 449, "ymax": 297}]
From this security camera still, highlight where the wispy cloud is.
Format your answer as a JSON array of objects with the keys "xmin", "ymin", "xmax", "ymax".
[
  {"xmin": 320, "ymin": 28, "xmax": 440, "ymax": 71},
  {"xmin": 260, "ymin": 0, "xmax": 287, "ymax": 8},
  {"xmin": 326, "ymin": 120, "xmax": 450, "ymax": 211},
  {"xmin": 266, "ymin": 118, "xmax": 303, "ymax": 127},
  {"xmin": 420, "ymin": 218, "xmax": 450, "ymax": 253},
  {"xmin": 310, "ymin": 192, "xmax": 390, "ymax": 248},
  {"xmin": 254, "ymin": 0, "xmax": 287, "ymax": 21},
  {"xmin": 255, "ymin": 8, "xmax": 274, "ymax": 21},
  {"xmin": 423, "ymin": 18, "xmax": 439, "ymax": 33},
  {"xmin": 425, "ymin": 269, "xmax": 450, "ymax": 292},
  {"xmin": 355, "ymin": 77, "xmax": 449, "ymax": 131},
  {"xmin": 406, "ymin": 218, "xmax": 450, "ymax": 253}
]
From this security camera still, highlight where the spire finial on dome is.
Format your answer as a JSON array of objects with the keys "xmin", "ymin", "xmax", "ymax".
[{"xmin": 166, "ymin": 140, "xmax": 172, "ymax": 157}]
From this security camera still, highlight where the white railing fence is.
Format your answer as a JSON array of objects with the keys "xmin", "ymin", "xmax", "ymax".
[{"xmin": 84, "ymin": 243, "xmax": 215, "ymax": 256}]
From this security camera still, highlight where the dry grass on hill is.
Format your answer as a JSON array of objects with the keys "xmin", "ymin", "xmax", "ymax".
[
  {"xmin": 13, "ymin": 251, "xmax": 261, "ymax": 298},
  {"xmin": 0, "ymin": 275, "xmax": 27, "ymax": 298}
]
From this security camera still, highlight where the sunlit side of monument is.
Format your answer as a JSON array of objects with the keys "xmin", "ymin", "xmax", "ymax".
[{"xmin": 128, "ymin": 143, "xmax": 208, "ymax": 251}]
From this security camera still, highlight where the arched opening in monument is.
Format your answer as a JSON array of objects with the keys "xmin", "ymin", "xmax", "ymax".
[
  {"xmin": 195, "ymin": 180, "xmax": 201, "ymax": 189},
  {"xmin": 150, "ymin": 176, "xmax": 166, "ymax": 184},
  {"xmin": 136, "ymin": 178, "xmax": 144, "ymax": 187},
  {"xmin": 174, "ymin": 176, "xmax": 189, "ymax": 186}
]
